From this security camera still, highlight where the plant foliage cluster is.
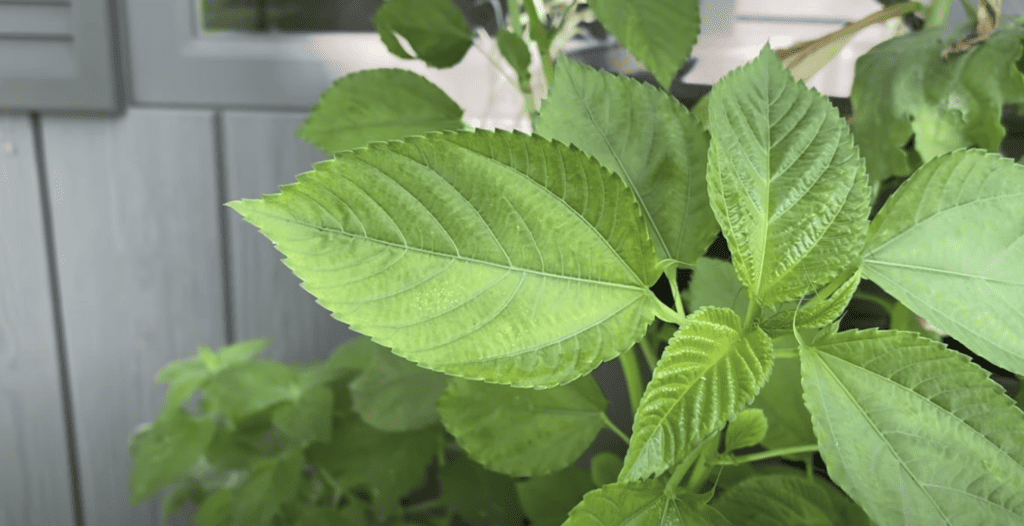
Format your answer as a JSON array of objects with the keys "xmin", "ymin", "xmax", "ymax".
[{"xmin": 132, "ymin": 0, "xmax": 1024, "ymax": 524}]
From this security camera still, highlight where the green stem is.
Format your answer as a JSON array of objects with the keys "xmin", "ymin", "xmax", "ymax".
[
  {"xmin": 619, "ymin": 348, "xmax": 645, "ymax": 414},
  {"xmin": 959, "ymin": 0, "xmax": 977, "ymax": 20},
  {"xmin": 685, "ymin": 454, "xmax": 711, "ymax": 492},
  {"xmin": 639, "ymin": 334, "xmax": 658, "ymax": 371},
  {"xmin": 667, "ymin": 268, "xmax": 686, "ymax": 319},
  {"xmin": 743, "ymin": 300, "xmax": 762, "ymax": 331},
  {"xmin": 601, "ymin": 413, "xmax": 630, "ymax": 444},
  {"xmin": 664, "ymin": 463, "xmax": 689, "ymax": 494},
  {"xmin": 716, "ymin": 444, "xmax": 819, "ymax": 465},
  {"xmin": 927, "ymin": 0, "xmax": 954, "ymax": 27},
  {"xmin": 655, "ymin": 299, "xmax": 683, "ymax": 325}
]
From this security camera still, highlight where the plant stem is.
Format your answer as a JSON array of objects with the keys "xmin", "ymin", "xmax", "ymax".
[
  {"xmin": 601, "ymin": 413, "xmax": 630, "ymax": 444},
  {"xmin": 639, "ymin": 334, "xmax": 658, "ymax": 370},
  {"xmin": 927, "ymin": 0, "xmax": 954, "ymax": 27},
  {"xmin": 655, "ymin": 299, "xmax": 683, "ymax": 325},
  {"xmin": 619, "ymin": 347, "xmax": 645, "ymax": 414},
  {"xmin": 664, "ymin": 463, "xmax": 689, "ymax": 494},
  {"xmin": 716, "ymin": 444, "xmax": 819, "ymax": 465},
  {"xmin": 667, "ymin": 268, "xmax": 686, "ymax": 320},
  {"xmin": 743, "ymin": 299, "xmax": 762, "ymax": 331},
  {"xmin": 685, "ymin": 453, "xmax": 711, "ymax": 492}
]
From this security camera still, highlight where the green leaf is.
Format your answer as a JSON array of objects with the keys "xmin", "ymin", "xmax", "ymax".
[
  {"xmin": 706, "ymin": 45, "xmax": 871, "ymax": 307},
  {"xmin": 206, "ymin": 415, "xmax": 294, "ymax": 470},
  {"xmin": 297, "ymin": 69, "xmax": 465, "ymax": 155},
  {"xmin": 587, "ymin": 0, "xmax": 700, "ymax": 89},
  {"xmin": 203, "ymin": 361, "xmax": 299, "ymax": 422},
  {"xmin": 712, "ymin": 474, "xmax": 870, "ymax": 526},
  {"xmin": 535, "ymin": 59, "xmax": 717, "ymax": 266},
  {"xmin": 156, "ymin": 339, "xmax": 270, "ymax": 408},
  {"xmin": 437, "ymin": 375, "xmax": 608, "ymax": 476},
  {"xmin": 851, "ymin": 19, "xmax": 1024, "ymax": 181},
  {"xmin": 231, "ymin": 450, "xmax": 305, "ymax": 526},
  {"xmin": 749, "ymin": 350, "xmax": 815, "ymax": 452},
  {"xmin": 759, "ymin": 268, "xmax": 861, "ymax": 337},
  {"xmin": 497, "ymin": 30, "xmax": 532, "ymax": 91},
  {"xmin": 516, "ymin": 467, "xmax": 594, "ymax": 526},
  {"xmin": 291, "ymin": 503, "xmax": 368, "ymax": 526},
  {"xmin": 724, "ymin": 408, "xmax": 768, "ymax": 452},
  {"xmin": 349, "ymin": 346, "xmax": 448, "ymax": 432},
  {"xmin": 620, "ymin": 307, "xmax": 773, "ymax": 482},
  {"xmin": 800, "ymin": 329, "xmax": 1024, "ymax": 525},
  {"xmin": 229, "ymin": 130, "xmax": 660, "ymax": 388},
  {"xmin": 271, "ymin": 384, "xmax": 333, "ymax": 443},
  {"xmin": 373, "ymin": 0, "xmax": 473, "ymax": 68},
  {"xmin": 160, "ymin": 478, "xmax": 205, "ymax": 520},
  {"xmin": 863, "ymin": 149, "xmax": 1024, "ymax": 374},
  {"xmin": 565, "ymin": 480, "xmax": 734, "ymax": 525},
  {"xmin": 688, "ymin": 257, "xmax": 748, "ymax": 320},
  {"xmin": 195, "ymin": 489, "xmax": 234, "ymax": 526},
  {"xmin": 590, "ymin": 452, "xmax": 624, "ymax": 487},
  {"xmin": 130, "ymin": 408, "xmax": 216, "ymax": 502},
  {"xmin": 440, "ymin": 455, "xmax": 526, "ymax": 526}
]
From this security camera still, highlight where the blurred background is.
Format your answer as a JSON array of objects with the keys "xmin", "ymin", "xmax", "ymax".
[{"xmin": 0, "ymin": 0, "xmax": 1000, "ymax": 525}]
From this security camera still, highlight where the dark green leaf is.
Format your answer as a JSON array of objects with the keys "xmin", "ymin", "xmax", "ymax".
[
  {"xmin": 749, "ymin": 350, "xmax": 815, "ymax": 453},
  {"xmin": 297, "ymin": 69, "xmax": 465, "ymax": 155},
  {"xmin": 589, "ymin": 452, "xmax": 624, "ymax": 487},
  {"xmin": 231, "ymin": 450, "xmax": 306, "ymax": 526},
  {"xmin": 565, "ymin": 480, "xmax": 734, "ymax": 525},
  {"xmin": 130, "ymin": 408, "xmax": 216, "ymax": 502},
  {"xmin": 160, "ymin": 478, "xmax": 205, "ymax": 520},
  {"xmin": 291, "ymin": 503, "xmax": 369, "ymax": 526},
  {"xmin": 498, "ymin": 30, "xmax": 532, "ymax": 91},
  {"xmin": 195, "ymin": 489, "xmax": 234, "ymax": 526},
  {"xmin": 713, "ymin": 474, "xmax": 870, "ymax": 526},
  {"xmin": 206, "ymin": 417, "xmax": 294, "ymax": 470},
  {"xmin": 350, "ymin": 347, "xmax": 448, "ymax": 432},
  {"xmin": 373, "ymin": 0, "xmax": 473, "ymax": 68},
  {"xmin": 272, "ymin": 385, "xmax": 333, "ymax": 443},
  {"xmin": 516, "ymin": 467, "xmax": 594, "ymax": 526},
  {"xmin": 440, "ymin": 455, "xmax": 525, "ymax": 526}
]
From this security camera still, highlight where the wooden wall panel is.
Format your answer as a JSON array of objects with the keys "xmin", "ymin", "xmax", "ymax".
[
  {"xmin": 222, "ymin": 111, "xmax": 352, "ymax": 364},
  {"xmin": 42, "ymin": 109, "xmax": 225, "ymax": 526},
  {"xmin": 0, "ymin": 116, "xmax": 78, "ymax": 525}
]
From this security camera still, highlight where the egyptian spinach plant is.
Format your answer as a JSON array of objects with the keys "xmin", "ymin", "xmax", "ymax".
[{"xmin": 131, "ymin": 0, "xmax": 1024, "ymax": 524}]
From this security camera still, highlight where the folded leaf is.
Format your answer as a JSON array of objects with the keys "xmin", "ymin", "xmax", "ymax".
[
  {"xmin": 349, "ymin": 346, "xmax": 448, "ymax": 432},
  {"xmin": 801, "ymin": 329, "xmax": 1024, "ymax": 525},
  {"xmin": 229, "ymin": 130, "xmax": 660, "ymax": 387},
  {"xmin": 438, "ymin": 376, "xmax": 607, "ymax": 477},
  {"xmin": 587, "ymin": 0, "xmax": 700, "ymax": 89},
  {"xmin": 713, "ymin": 474, "xmax": 870, "ymax": 526},
  {"xmin": 621, "ymin": 307, "xmax": 773, "ymax": 482},
  {"xmin": 565, "ymin": 480, "xmax": 734, "ymax": 525},
  {"xmin": 297, "ymin": 69, "xmax": 465, "ymax": 154},
  {"xmin": 862, "ymin": 149, "xmax": 1024, "ymax": 374},
  {"xmin": 373, "ymin": 0, "xmax": 473, "ymax": 68},
  {"xmin": 707, "ymin": 45, "xmax": 871, "ymax": 307},
  {"xmin": 535, "ymin": 59, "xmax": 717, "ymax": 266}
]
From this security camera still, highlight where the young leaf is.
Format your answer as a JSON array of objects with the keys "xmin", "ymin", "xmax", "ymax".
[
  {"xmin": 297, "ymin": 69, "xmax": 465, "ymax": 154},
  {"xmin": 724, "ymin": 408, "xmax": 768, "ymax": 452},
  {"xmin": 349, "ymin": 348, "xmax": 448, "ymax": 432},
  {"xmin": 130, "ymin": 408, "xmax": 217, "ymax": 502},
  {"xmin": 688, "ymin": 257, "xmax": 749, "ymax": 320},
  {"xmin": 587, "ymin": 0, "xmax": 700, "ymax": 89},
  {"xmin": 863, "ymin": 149, "xmax": 1024, "ymax": 374},
  {"xmin": 564, "ymin": 480, "xmax": 734, "ymax": 525},
  {"xmin": 230, "ymin": 450, "xmax": 305, "ymax": 526},
  {"xmin": 202, "ymin": 361, "xmax": 299, "ymax": 422},
  {"xmin": 800, "ymin": 329, "xmax": 1024, "ymax": 525},
  {"xmin": 497, "ymin": 30, "xmax": 533, "ymax": 91},
  {"xmin": 712, "ymin": 474, "xmax": 871, "ymax": 526},
  {"xmin": 437, "ymin": 376, "xmax": 608, "ymax": 477},
  {"xmin": 440, "ymin": 455, "xmax": 526, "ymax": 525},
  {"xmin": 758, "ymin": 268, "xmax": 861, "ymax": 336},
  {"xmin": 271, "ymin": 384, "xmax": 333, "ymax": 443},
  {"xmin": 516, "ymin": 467, "xmax": 595, "ymax": 526},
  {"xmin": 373, "ymin": 0, "xmax": 473, "ymax": 68},
  {"xmin": 852, "ymin": 19, "xmax": 1024, "ymax": 181},
  {"xmin": 620, "ymin": 307, "xmax": 773, "ymax": 482},
  {"xmin": 707, "ymin": 45, "xmax": 871, "ymax": 308},
  {"xmin": 589, "ymin": 452, "xmax": 624, "ymax": 487},
  {"xmin": 229, "ymin": 130, "xmax": 660, "ymax": 388},
  {"xmin": 535, "ymin": 59, "xmax": 717, "ymax": 266},
  {"xmin": 156, "ymin": 338, "xmax": 270, "ymax": 408}
]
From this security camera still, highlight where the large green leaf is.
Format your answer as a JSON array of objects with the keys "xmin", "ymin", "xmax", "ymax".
[
  {"xmin": 297, "ymin": 69, "xmax": 465, "ymax": 155},
  {"xmin": 564, "ymin": 480, "xmax": 734, "ymax": 525},
  {"xmin": 862, "ymin": 149, "xmax": 1024, "ymax": 374},
  {"xmin": 349, "ymin": 346, "xmax": 448, "ymax": 432},
  {"xmin": 373, "ymin": 0, "xmax": 473, "ymax": 68},
  {"xmin": 620, "ymin": 307, "xmax": 773, "ymax": 482},
  {"xmin": 229, "ymin": 130, "xmax": 660, "ymax": 387},
  {"xmin": 852, "ymin": 18, "xmax": 1024, "ymax": 182},
  {"xmin": 800, "ymin": 329, "xmax": 1024, "ymax": 525},
  {"xmin": 707, "ymin": 45, "xmax": 871, "ymax": 307},
  {"xmin": 439, "ymin": 455, "xmax": 526, "ymax": 526},
  {"xmin": 130, "ymin": 408, "xmax": 216, "ymax": 502},
  {"xmin": 437, "ymin": 375, "xmax": 608, "ymax": 476},
  {"xmin": 712, "ymin": 474, "xmax": 870, "ymax": 526},
  {"xmin": 535, "ymin": 59, "xmax": 717, "ymax": 266},
  {"xmin": 516, "ymin": 467, "xmax": 595, "ymax": 526},
  {"xmin": 587, "ymin": 0, "xmax": 700, "ymax": 89}
]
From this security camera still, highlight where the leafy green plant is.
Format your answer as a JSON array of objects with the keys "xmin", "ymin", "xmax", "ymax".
[{"xmin": 132, "ymin": 0, "xmax": 1024, "ymax": 524}]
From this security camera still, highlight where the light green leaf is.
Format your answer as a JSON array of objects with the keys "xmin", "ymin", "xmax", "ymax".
[
  {"xmin": 297, "ymin": 69, "xmax": 465, "ymax": 155},
  {"xmin": 350, "ymin": 347, "xmax": 448, "ymax": 432},
  {"xmin": 620, "ymin": 307, "xmax": 773, "ymax": 482},
  {"xmin": 852, "ymin": 19, "xmax": 1024, "ymax": 181},
  {"xmin": 749, "ymin": 351, "xmax": 815, "ymax": 452},
  {"xmin": 535, "ymin": 59, "xmax": 716, "ymax": 266},
  {"xmin": 724, "ymin": 408, "xmax": 768, "ymax": 452},
  {"xmin": 565, "ymin": 480, "xmax": 734, "ymax": 526},
  {"xmin": 156, "ymin": 339, "xmax": 270, "ymax": 408},
  {"xmin": 587, "ymin": 0, "xmax": 700, "ymax": 89},
  {"xmin": 800, "ymin": 329, "xmax": 1024, "ymax": 525},
  {"xmin": 707, "ymin": 45, "xmax": 871, "ymax": 307},
  {"xmin": 373, "ymin": 0, "xmax": 473, "ymax": 68},
  {"xmin": 759, "ymin": 268, "xmax": 861, "ymax": 337},
  {"xmin": 516, "ymin": 467, "xmax": 595, "ymax": 526},
  {"xmin": 440, "ymin": 455, "xmax": 526, "ymax": 526},
  {"xmin": 590, "ymin": 452, "xmax": 624, "ymax": 487},
  {"xmin": 202, "ymin": 361, "xmax": 298, "ymax": 422},
  {"xmin": 231, "ymin": 450, "xmax": 305, "ymax": 526},
  {"xmin": 271, "ymin": 385, "xmax": 333, "ymax": 443},
  {"xmin": 688, "ymin": 257, "xmax": 748, "ymax": 320},
  {"xmin": 712, "ymin": 474, "xmax": 870, "ymax": 526},
  {"xmin": 438, "ymin": 375, "xmax": 608, "ymax": 476},
  {"xmin": 130, "ymin": 408, "xmax": 216, "ymax": 503},
  {"xmin": 498, "ymin": 30, "xmax": 532, "ymax": 91},
  {"xmin": 229, "ymin": 130, "xmax": 660, "ymax": 388},
  {"xmin": 862, "ymin": 149, "xmax": 1024, "ymax": 374}
]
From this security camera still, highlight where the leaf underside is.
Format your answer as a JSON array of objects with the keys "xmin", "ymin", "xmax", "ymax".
[{"xmin": 713, "ymin": 474, "xmax": 871, "ymax": 526}]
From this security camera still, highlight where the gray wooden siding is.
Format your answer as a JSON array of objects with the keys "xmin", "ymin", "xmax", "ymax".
[{"xmin": 0, "ymin": 108, "xmax": 355, "ymax": 526}]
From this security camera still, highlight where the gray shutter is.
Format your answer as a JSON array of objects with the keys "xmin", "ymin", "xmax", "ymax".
[{"xmin": 0, "ymin": 0, "xmax": 122, "ymax": 113}]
